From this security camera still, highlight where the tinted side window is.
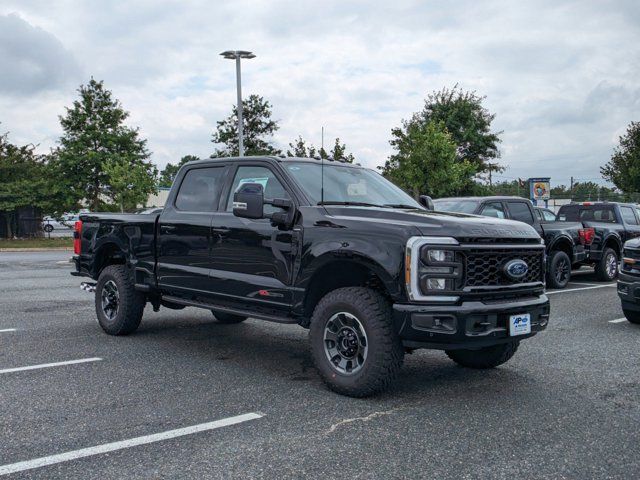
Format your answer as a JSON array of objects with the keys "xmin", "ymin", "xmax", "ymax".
[
  {"xmin": 580, "ymin": 207, "xmax": 617, "ymax": 223},
  {"xmin": 226, "ymin": 166, "xmax": 290, "ymax": 215},
  {"xmin": 507, "ymin": 202, "xmax": 535, "ymax": 225},
  {"xmin": 542, "ymin": 209, "xmax": 557, "ymax": 221},
  {"xmin": 175, "ymin": 167, "xmax": 226, "ymax": 212},
  {"xmin": 620, "ymin": 206, "xmax": 638, "ymax": 225},
  {"xmin": 480, "ymin": 202, "xmax": 506, "ymax": 219}
]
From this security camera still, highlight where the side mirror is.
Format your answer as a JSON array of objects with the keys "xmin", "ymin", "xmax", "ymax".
[
  {"xmin": 419, "ymin": 195, "xmax": 435, "ymax": 211},
  {"xmin": 233, "ymin": 183, "xmax": 264, "ymax": 219}
]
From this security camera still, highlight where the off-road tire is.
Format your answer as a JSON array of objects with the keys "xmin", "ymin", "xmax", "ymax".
[
  {"xmin": 547, "ymin": 250, "xmax": 571, "ymax": 289},
  {"xmin": 309, "ymin": 287, "xmax": 404, "ymax": 397},
  {"xmin": 211, "ymin": 311, "xmax": 247, "ymax": 324},
  {"xmin": 623, "ymin": 309, "xmax": 640, "ymax": 325},
  {"xmin": 95, "ymin": 265, "xmax": 145, "ymax": 335},
  {"xmin": 595, "ymin": 247, "xmax": 618, "ymax": 281},
  {"xmin": 445, "ymin": 341, "xmax": 519, "ymax": 369}
]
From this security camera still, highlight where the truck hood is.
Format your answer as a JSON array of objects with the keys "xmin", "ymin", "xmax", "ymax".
[{"xmin": 324, "ymin": 207, "xmax": 541, "ymax": 240}]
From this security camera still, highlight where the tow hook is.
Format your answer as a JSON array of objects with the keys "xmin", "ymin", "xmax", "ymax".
[{"xmin": 80, "ymin": 282, "xmax": 96, "ymax": 293}]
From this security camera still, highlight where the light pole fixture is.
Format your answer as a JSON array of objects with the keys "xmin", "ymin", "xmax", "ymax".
[{"xmin": 220, "ymin": 50, "xmax": 256, "ymax": 157}]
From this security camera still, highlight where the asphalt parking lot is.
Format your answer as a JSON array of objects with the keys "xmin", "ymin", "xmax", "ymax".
[{"xmin": 1, "ymin": 252, "xmax": 639, "ymax": 479}]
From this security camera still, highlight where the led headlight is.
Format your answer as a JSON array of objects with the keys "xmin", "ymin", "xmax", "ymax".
[{"xmin": 426, "ymin": 249, "xmax": 455, "ymax": 263}]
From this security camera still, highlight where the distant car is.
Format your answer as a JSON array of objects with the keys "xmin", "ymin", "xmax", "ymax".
[
  {"xmin": 42, "ymin": 216, "xmax": 70, "ymax": 233},
  {"xmin": 534, "ymin": 207, "xmax": 557, "ymax": 223}
]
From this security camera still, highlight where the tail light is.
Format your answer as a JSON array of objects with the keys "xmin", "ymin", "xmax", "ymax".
[
  {"xmin": 73, "ymin": 221, "xmax": 82, "ymax": 254},
  {"xmin": 578, "ymin": 227, "xmax": 595, "ymax": 245}
]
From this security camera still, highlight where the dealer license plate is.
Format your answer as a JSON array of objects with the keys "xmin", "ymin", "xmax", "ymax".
[{"xmin": 509, "ymin": 313, "xmax": 531, "ymax": 336}]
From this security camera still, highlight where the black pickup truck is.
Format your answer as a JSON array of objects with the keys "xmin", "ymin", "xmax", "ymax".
[
  {"xmin": 433, "ymin": 196, "xmax": 591, "ymax": 288},
  {"xmin": 617, "ymin": 237, "xmax": 640, "ymax": 324},
  {"xmin": 72, "ymin": 156, "xmax": 550, "ymax": 397},
  {"xmin": 557, "ymin": 202, "xmax": 640, "ymax": 281}
]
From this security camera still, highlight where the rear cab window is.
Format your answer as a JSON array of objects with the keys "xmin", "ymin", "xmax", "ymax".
[
  {"xmin": 175, "ymin": 167, "xmax": 227, "ymax": 212},
  {"xmin": 558, "ymin": 205, "xmax": 619, "ymax": 223},
  {"xmin": 620, "ymin": 206, "xmax": 638, "ymax": 225}
]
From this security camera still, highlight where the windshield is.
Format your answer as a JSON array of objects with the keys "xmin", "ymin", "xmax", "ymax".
[
  {"xmin": 433, "ymin": 199, "xmax": 479, "ymax": 214},
  {"xmin": 283, "ymin": 162, "xmax": 422, "ymax": 208}
]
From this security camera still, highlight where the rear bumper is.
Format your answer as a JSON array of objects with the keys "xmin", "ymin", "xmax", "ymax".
[
  {"xmin": 393, "ymin": 295, "xmax": 550, "ymax": 350},
  {"xmin": 617, "ymin": 271, "xmax": 640, "ymax": 311}
]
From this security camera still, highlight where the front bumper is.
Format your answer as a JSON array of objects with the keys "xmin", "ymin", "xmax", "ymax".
[
  {"xmin": 617, "ymin": 270, "xmax": 640, "ymax": 311},
  {"xmin": 393, "ymin": 295, "xmax": 550, "ymax": 350}
]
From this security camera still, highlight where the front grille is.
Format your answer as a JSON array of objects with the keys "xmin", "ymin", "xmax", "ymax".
[
  {"xmin": 463, "ymin": 248, "xmax": 544, "ymax": 288},
  {"xmin": 624, "ymin": 248, "xmax": 640, "ymax": 260}
]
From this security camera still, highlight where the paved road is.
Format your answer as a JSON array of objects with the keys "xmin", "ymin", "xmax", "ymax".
[{"xmin": 0, "ymin": 252, "xmax": 638, "ymax": 479}]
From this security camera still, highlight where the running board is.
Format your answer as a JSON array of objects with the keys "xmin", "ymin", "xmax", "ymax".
[{"xmin": 161, "ymin": 295, "xmax": 296, "ymax": 324}]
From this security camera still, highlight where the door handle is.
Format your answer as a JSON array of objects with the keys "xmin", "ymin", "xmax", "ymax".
[{"xmin": 160, "ymin": 225, "xmax": 176, "ymax": 233}]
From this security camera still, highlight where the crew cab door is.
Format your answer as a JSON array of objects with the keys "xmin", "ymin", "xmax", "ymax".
[
  {"xmin": 210, "ymin": 162, "xmax": 298, "ymax": 311},
  {"xmin": 157, "ymin": 164, "xmax": 229, "ymax": 295},
  {"xmin": 619, "ymin": 205, "xmax": 640, "ymax": 241}
]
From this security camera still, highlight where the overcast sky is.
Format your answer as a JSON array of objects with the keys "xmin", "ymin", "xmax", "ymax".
[{"xmin": 0, "ymin": 0, "xmax": 638, "ymax": 187}]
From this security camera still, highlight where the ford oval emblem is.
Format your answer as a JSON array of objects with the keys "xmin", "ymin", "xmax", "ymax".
[{"xmin": 504, "ymin": 259, "xmax": 528, "ymax": 280}]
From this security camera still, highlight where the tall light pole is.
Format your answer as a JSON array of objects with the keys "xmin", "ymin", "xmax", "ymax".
[{"xmin": 220, "ymin": 50, "xmax": 255, "ymax": 157}]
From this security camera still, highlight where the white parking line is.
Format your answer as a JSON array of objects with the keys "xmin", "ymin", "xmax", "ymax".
[
  {"xmin": 0, "ymin": 357, "xmax": 102, "ymax": 375},
  {"xmin": 609, "ymin": 318, "xmax": 627, "ymax": 324},
  {"xmin": 0, "ymin": 412, "xmax": 263, "ymax": 476},
  {"xmin": 547, "ymin": 284, "xmax": 616, "ymax": 295},
  {"xmin": 0, "ymin": 328, "xmax": 17, "ymax": 333}
]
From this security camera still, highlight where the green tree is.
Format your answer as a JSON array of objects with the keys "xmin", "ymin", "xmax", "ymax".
[
  {"xmin": 0, "ymin": 131, "xmax": 57, "ymax": 237},
  {"xmin": 380, "ymin": 121, "xmax": 475, "ymax": 199},
  {"xmin": 212, "ymin": 94, "xmax": 280, "ymax": 157},
  {"xmin": 159, "ymin": 155, "xmax": 199, "ymax": 187},
  {"xmin": 601, "ymin": 121, "xmax": 640, "ymax": 194},
  {"xmin": 286, "ymin": 135, "xmax": 355, "ymax": 162},
  {"xmin": 328, "ymin": 137, "xmax": 355, "ymax": 163},
  {"xmin": 286, "ymin": 136, "xmax": 318, "ymax": 158},
  {"xmin": 53, "ymin": 78, "xmax": 154, "ymax": 211},
  {"xmin": 413, "ymin": 85, "xmax": 502, "ymax": 174},
  {"xmin": 103, "ymin": 157, "xmax": 157, "ymax": 212}
]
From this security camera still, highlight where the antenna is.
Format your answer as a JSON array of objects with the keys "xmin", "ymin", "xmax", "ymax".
[{"xmin": 321, "ymin": 126, "xmax": 325, "ymax": 204}]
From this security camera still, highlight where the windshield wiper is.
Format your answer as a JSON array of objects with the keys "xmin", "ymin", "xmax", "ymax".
[
  {"xmin": 317, "ymin": 201, "xmax": 383, "ymax": 207},
  {"xmin": 382, "ymin": 203, "xmax": 420, "ymax": 209}
]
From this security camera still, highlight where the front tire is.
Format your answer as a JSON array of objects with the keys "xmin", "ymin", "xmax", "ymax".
[
  {"xmin": 623, "ymin": 309, "xmax": 640, "ymax": 324},
  {"xmin": 445, "ymin": 341, "xmax": 519, "ymax": 369},
  {"xmin": 547, "ymin": 250, "xmax": 571, "ymax": 289},
  {"xmin": 595, "ymin": 247, "xmax": 618, "ymax": 281},
  {"xmin": 211, "ymin": 311, "xmax": 247, "ymax": 324},
  {"xmin": 309, "ymin": 287, "xmax": 404, "ymax": 397},
  {"xmin": 95, "ymin": 265, "xmax": 145, "ymax": 335}
]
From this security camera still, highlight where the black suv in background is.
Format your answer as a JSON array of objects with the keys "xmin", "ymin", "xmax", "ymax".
[
  {"xmin": 72, "ymin": 157, "xmax": 550, "ymax": 397},
  {"xmin": 433, "ymin": 196, "xmax": 591, "ymax": 288},
  {"xmin": 618, "ymin": 237, "xmax": 640, "ymax": 324},
  {"xmin": 557, "ymin": 202, "xmax": 640, "ymax": 281}
]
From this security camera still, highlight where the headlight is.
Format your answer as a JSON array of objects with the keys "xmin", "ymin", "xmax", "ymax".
[
  {"xmin": 425, "ymin": 249, "xmax": 455, "ymax": 263},
  {"xmin": 405, "ymin": 237, "xmax": 462, "ymax": 301}
]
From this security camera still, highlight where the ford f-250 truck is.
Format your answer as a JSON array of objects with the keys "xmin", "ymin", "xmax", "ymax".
[
  {"xmin": 433, "ymin": 196, "xmax": 592, "ymax": 289},
  {"xmin": 72, "ymin": 156, "xmax": 550, "ymax": 397}
]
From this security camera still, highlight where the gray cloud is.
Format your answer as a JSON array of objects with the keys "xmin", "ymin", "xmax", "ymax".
[{"xmin": 0, "ymin": 13, "xmax": 81, "ymax": 95}]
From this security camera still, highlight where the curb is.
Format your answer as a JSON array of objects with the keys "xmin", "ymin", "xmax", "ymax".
[{"xmin": 0, "ymin": 248, "xmax": 74, "ymax": 252}]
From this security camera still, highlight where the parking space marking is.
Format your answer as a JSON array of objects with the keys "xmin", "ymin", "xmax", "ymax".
[
  {"xmin": 0, "ymin": 412, "xmax": 263, "ymax": 476},
  {"xmin": 609, "ymin": 318, "xmax": 627, "ymax": 324},
  {"xmin": 0, "ymin": 357, "xmax": 102, "ymax": 375},
  {"xmin": 0, "ymin": 329, "xmax": 17, "ymax": 333},
  {"xmin": 547, "ymin": 284, "xmax": 616, "ymax": 295}
]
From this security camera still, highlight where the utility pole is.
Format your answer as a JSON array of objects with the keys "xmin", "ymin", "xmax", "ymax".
[
  {"xmin": 570, "ymin": 176, "xmax": 574, "ymax": 201},
  {"xmin": 220, "ymin": 50, "xmax": 255, "ymax": 157}
]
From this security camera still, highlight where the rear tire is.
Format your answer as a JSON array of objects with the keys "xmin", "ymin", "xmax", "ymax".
[
  {"xmin": 95, "ymin": 265, "xmax": 145, "ymax": 335},
  {"xmin": 309, "ymin": 287, "xmax": 404, "ymax": 397},
  {"xmin": 546, "ymin": 250, "xmax": 571, "ymax": 289},
  {"xmin": 43, "ymin": 224, "xmax": 54, "ymax": 233},
  {"xmin": 595, "ymin": 247, "xmax": 618, "ymax": 281},
  {"xmin": 212, "ymin": 311, "xmax": 247, "ymax": 324},
  {"xmin": 445, "ymin": 341, "xmax": 519, "ymax": 369},
  {"xmin": 623, "ymin": 309, "xmax": 640, "ymax": 324}
]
